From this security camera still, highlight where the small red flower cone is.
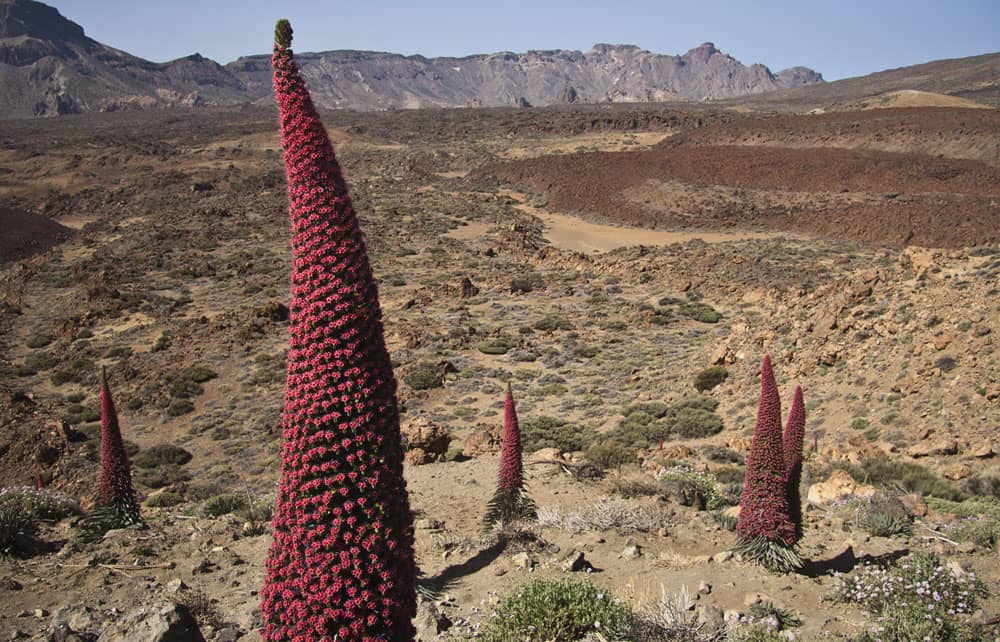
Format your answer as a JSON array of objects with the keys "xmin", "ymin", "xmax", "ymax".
[
  {"xmin": 735, "ymin": 356, "xmax": 799, "ymax": 572},
  {"xmin": 98, "ymin": 366, "xmax": 140, "ymax": 525},
  {"xmin": 484, "ymin": 383, "xmax": 536, "ymax": 530}
]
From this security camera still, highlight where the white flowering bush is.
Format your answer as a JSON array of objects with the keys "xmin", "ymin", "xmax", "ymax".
[
  {"xmin": 835, "ymin": 552, "xmax": 988, "ymax": 642},
  {"xmin": 0, "ymin": 487, "xmax": 80, "ymax": 521},
  {"xmin": 478, "ymin": 577, "xmax": 632, "ymax": 642}
]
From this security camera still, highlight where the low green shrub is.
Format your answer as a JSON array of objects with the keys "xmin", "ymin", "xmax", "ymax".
[
  {"xmin": 135, "ymin": 464, "xmax": 190, "ymax": 489},
  {"xmin": 584, "ymin": 440, "xmax": 634, "ymax": 469},
  {"xmin": 479, "ymin": 577, "xmax": 632, "ymax": 642},
  {"xmin": 0, "ymin": 505, "xmax": 32, "ymax": 555},
  {"xmin": 477, "ymin": 337, "xmax": 517, "ymax": 355},
  {"xmin": 534, "ymin": 315, "xmax": 573, "ymax": 331},
  {"xmin": 521, "ymin": 417, "xmax": 596, "ymax": 453},
  {"xmin": 132, "ymin": 444, "xmax": 193, "ymax": 469},
  {"xmin": 678, "ymin": 302, "xmax": 722, "ymax": 323},
  {"xmin": 694, "ymin": 366, "xmax": 728, "ymax": 392},
  {"xmin": 837, "ymin": 459, "xmax": 965, "ymax": 501},
  {"xmin": 403, "ymin": 363, "xmax": 441, "ymax": 390}
]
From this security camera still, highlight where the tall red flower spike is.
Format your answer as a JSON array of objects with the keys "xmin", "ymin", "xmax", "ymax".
[
  {"xmin": 98, "ymin": 366, "xmax": 140, "ymax": 525},
  {"xmin": 484, "ymin": 383, "xmax": 536, "ymax": 530},
  {"xmin": 783, "ymin": 385, "xmax": 806, "ymax": 541},
  {"xmin": 737, "ymin": 356, "xmax": 796, "ymax": 548},
  {"xmin": 260, "ymin": 19, "xmax": 416, "ymax": 642}
]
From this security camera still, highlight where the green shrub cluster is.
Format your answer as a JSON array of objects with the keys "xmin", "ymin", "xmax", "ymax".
[
  {"xmin": 520, "ymin": 417, "xmax": 597, "ymax": 453},
  {"xmin": 403, "ymin": 363, "xmax": 442, "ymax": 390},
  {"xmin": 612, "ymin": 397, "xmax": 723, "ymax": 448},
  {"xmin": 479, "ymin": 577, "xmax": 632, "ymax": 642},
  {"xmin": 477, "ymin": 337, "xmax": 517, "ymax": 355},
  {"xmin": 694, "ymin": 366, "xmax": 728, "ymax": 392},
  {"xmin": 836, "ymin": 459, "xmax": 964, "ymax": 501}
]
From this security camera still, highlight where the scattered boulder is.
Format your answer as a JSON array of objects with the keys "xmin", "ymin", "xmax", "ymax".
[
  {"xmin": 414, "ymin": 599, "xmax": 452, "ymax": 641},
  {"xmin": 907, "ymin": 439, "xmax": 958, "ymax": 458},
  {"xmin": 462, "ymin": 423, "xmax": 502, "ymax": 458},
  {"xmin": 47, "ymin": 605, "xmax": 98, "ymax": 642},
  {"xmin": 401, "ymin": 417, "xmax": 451, "ymax": 465},
  {"xmin": 807, "ymin": 469, "xmax": 876, "ymax": 506},
  {"xmin": 96, "ymin": 603, "xmax": 205, "ymax": 642}
]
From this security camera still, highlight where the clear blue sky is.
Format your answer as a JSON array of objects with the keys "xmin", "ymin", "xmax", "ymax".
[{"xmin": 49, "ymin": 0, "xmax": 999, "ymax": 80}]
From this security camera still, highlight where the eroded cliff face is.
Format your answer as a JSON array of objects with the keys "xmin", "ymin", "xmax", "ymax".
[
  {"xmin": 228, "ymin": 41, "xmax": 822, "ymax": 110},
  {"xmin": 1, "ymin": 0, "xmax": 823, "ymax": 118}
]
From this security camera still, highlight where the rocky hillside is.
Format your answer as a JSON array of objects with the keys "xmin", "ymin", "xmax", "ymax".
[
  {"xmin": 0, "ymin": 0, "xmax": 823, "ymax": 118},
  {"xmin": 0, "ymin": 0, "xmax": 246, "ymax": 117},
  {"xmin": 227, "ymin": 42, "xmax": 822, "ymax": 110}
]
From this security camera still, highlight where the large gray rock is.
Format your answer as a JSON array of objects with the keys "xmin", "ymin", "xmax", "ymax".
[{"xmin": 97, "ymin": 603, "xmax": 205, "ymax": 642}]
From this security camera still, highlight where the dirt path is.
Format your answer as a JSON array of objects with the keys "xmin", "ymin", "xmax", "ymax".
[{"xmin": 500, "ymin": 190, "xmax": 787, "ymax": 253}]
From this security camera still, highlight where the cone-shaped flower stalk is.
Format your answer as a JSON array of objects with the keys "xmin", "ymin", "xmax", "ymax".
[
  {"xmin": 260, "ymin": 19, "xmax": 416, "ymax": 642},
  {"xmin": 484, "ymin": 384, "xmax": 536, "ymax": 530},
  {"xmin": 735, "ymin": 356, "xmax": 800, "ymax": 572},
  {"xmin": 98, "ymin": 367, "xmax": 140, "ymax": 525},
  {"xmin": 783, "ymin": 385, "xmax": 806, "ymax": 541}
]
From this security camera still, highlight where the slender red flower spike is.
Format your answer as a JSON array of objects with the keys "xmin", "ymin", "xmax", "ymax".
[
  {"xmin": 98, "ymin": 366, "xmax": 140, "ymax": 525},
  {"xmin": 736, "ymin": 356, "xmax": 798, "ymax": 571},
  {"xmin": 484, "ymin": 383, "xmax": 536, "ymax": 530},
  {"xmin": 783, "ymin": 385, "xmax": 806, "ymax": 541},
  {"xmin": 260, "ymin": 19, "xmax": 416, "ymax": 642}
]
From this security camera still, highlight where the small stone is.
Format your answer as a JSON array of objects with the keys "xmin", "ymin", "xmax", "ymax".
[
  {"xmin": 166, "ymin": 578, "xmax": 187, "ymax": 593},
  {"xmin": 561, "ymin": 551, "xmax": 589, "ymax": 572},
  {"xmin": 696, "ymin": 604, "xmax": 725, "ymax": 630},
  {"xmin": 510, "ymin": 552, "xmax": 533, "ymax": 570},
  {"xmin": 215, "ymin": 627, "xmax": 242, "ymax": 642},
  {"xmin": 697, "ymin": 581, "xmax": 712, "ymax": 596},
  {"xmin": 973, "ymin": 443, "xmax": 994, "ymax": 458},
  {"xmin": 0, "ymin": 577, "xmax": 22, "ymax": 590},
  {"xmin": 33, "ymin": 609, "xmax": 48, "ymax": 618},
  {"xmin": 711, "ymin": 550, "xmax": 733, "ymax": 563},
  {"xmin": 621, "ymin": 544, "xmax": 642, "ymax": 559}
]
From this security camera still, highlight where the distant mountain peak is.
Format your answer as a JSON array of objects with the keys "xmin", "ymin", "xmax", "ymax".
[{"xmin": 0, "ymin": 0, "xmax": 86, "ymax": 43}]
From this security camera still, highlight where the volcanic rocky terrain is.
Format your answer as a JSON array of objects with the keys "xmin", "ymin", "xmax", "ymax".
[{"xmin": 0, "ymin": 60, "xmax": 999, "ymax": 642}]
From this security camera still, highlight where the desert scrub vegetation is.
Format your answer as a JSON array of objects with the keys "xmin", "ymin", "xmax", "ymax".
[
  {"xmin": 857, "ymin": 494, "xmax": 913, "ymax": 537},
  {"xmin": 612, "ymin": 397, "xmax": 724, "ymax": 448},
  {"xmin": 537, "ymin": 497, "xmax": 667, "ymax": 533},
  {"xmin": 0, "ymin": 504, "xmax": 33, "ymax": 556},
  {"xmin": 0, "ymin": 487, "xmax": 80, "ymax": 521},
  {"xmin": 835, "ymin": 552, "xmax": 988, "ymax": 642},
  {"xmin": 477, "ymin": 336, "xmax": 517, "ymax": 355},
  {"xmin": 520, "ymin": 416, "xmax": 597, "ymax": 452},
  {"xmin": 835, "ymin": 458, "xmax": 964, "ymax": 501},
  {"xmin": 694, "ymin": 365, "xmax": 728, "ymax": 392},
  {"xmin": 403, "ymin": 362, "xmax": 443, "ymax": 390},
  {"xmin": 478, "ymin": 577, "xmax": 632, "ymax": 642}
]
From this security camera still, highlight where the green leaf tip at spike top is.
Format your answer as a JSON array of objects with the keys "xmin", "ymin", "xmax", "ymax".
[{"xmin": 274, "ymin": 19, "xmax": 292, "ymax": 49}]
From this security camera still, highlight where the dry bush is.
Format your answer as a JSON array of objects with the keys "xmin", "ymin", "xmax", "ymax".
[{"xmin": 537, "ymin": 498, "xmax": 667, "ymax": 533}]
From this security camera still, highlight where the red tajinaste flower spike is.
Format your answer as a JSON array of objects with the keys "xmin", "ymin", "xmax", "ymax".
[
  {"xmin": 97, "ymin": 366, "xmax": 140, "ymax": 525},
  {"xmin": 484, "ymin": 383, "xmax": 536, "ymax": 530},
  {"xmin": 260, "ymin": 19, "xmax": 416, "ymax": 642},
  {"xmin": 783, "ymin": 385, "xmax": 806, "ymax": 542},
  {"xmin": 736, "ymin": 356, "xmax": 798, "ymax": 571}
]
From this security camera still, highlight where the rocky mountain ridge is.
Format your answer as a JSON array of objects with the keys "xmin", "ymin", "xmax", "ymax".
[{"xmin": 0, "ymin": 0, "xmax": 822, "ymax": 118}]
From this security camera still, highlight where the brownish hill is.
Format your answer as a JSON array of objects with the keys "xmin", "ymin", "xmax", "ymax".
[
  {"xmin": 665, "ymin": 107, "xmax": 1000, "ymax": 165},
  {"xmin": 483, "ymin": 108, "xmax": 1000, "ymax": 248}
]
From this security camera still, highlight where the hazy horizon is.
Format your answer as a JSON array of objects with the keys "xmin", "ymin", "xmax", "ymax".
[{"xmin": 43, "ymin": 0, "xmax": 1000, "ymax": 81}]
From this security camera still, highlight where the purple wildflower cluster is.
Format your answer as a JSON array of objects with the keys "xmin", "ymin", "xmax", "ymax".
[{"xmin": 836, "ymin": 552, "xmax": 987, "ymax": 621}]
